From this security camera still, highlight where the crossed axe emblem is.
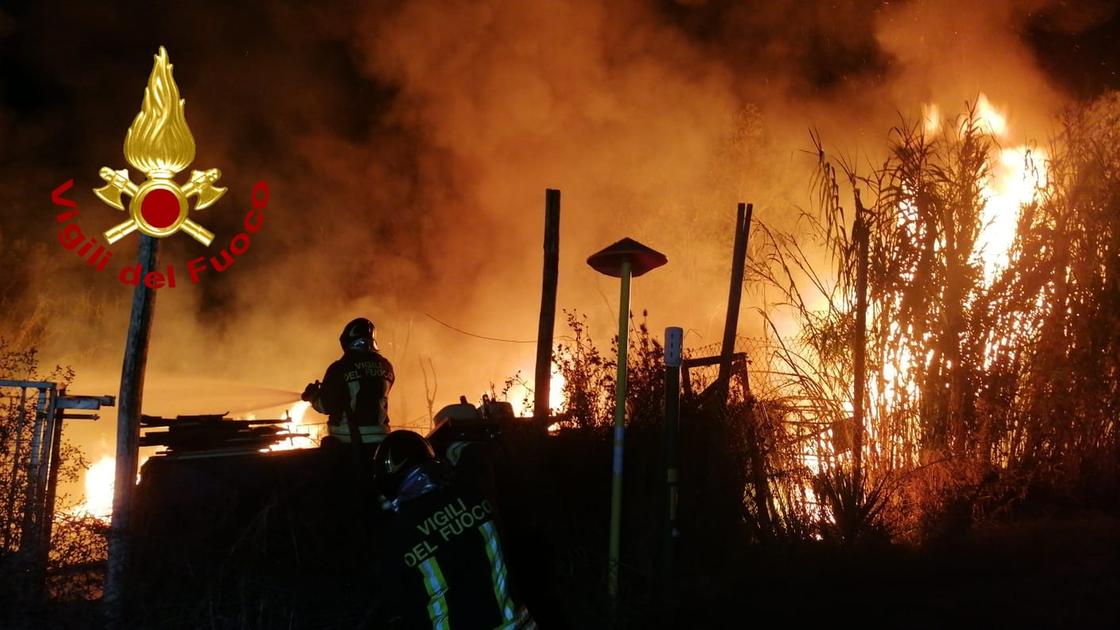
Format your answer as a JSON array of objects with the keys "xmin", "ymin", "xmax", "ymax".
[{"xmin": 96, "ymin": 167, "xmax": 226, "ymax": 246}]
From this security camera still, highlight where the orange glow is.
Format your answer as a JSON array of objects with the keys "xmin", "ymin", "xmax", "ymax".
[
  {"xmin": 269, "ymin": 400, "xmax": 323, "ymax": 451},
  {"xmin": 975, "ymin": 93, "xmax": 1008, "ymax": 137},
  {"xmin": 970, "ymin": 92, "xmax": 1048, "ymax": 283},
  {"xmin": 840, "ymin": 94, "xmax": 1048, "ymax": 474},
  {"xmin": 977, "ymin": 145, "xmax": 1047, "ymax": 280},
  {"xmin": 549, "ymin": 371, "xmax": 566, "ymax": 414},
  {"xmin": 75, "ymin": 456, "xmax": 115, "ymax": 519},
  {"xmin": 72, "ymin": 454, "xmax": 149, "ymax": 522},
  {"xmin": 788, "ymin": 92, "xmax": 1044, "ymax": 493},
  {"xmin": 507, "ymin": 368, "xmax": 567, "ymax": 417},
  {"xmin": 922, "ymin": 103, "xmax": 941, "ymax": 135},
  {"xmin": 917, "ymin": 93, "xmax": 1048, "ymax": 280}
]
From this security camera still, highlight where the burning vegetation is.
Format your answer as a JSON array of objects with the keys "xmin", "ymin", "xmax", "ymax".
[{"xmin": 745, "ymin": 95, "xmax": 1120, "ymax": 542}]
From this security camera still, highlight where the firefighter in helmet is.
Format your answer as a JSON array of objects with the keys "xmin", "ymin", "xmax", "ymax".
[
  {"xmin": 369, "ymin": 431, "xmax": 535, "ymax": 629},
  {"xmin": 303, "ymin": 317, "xmax": 396, "ymax": 450}
]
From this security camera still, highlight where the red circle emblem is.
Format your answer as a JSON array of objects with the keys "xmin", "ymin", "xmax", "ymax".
[{"xmin": 140, "ymin": 189, "xmax": 180, "ymax": 228}]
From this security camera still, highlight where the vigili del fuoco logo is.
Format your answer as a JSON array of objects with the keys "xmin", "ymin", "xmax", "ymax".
[{"xmin": 50, "ymin": 46, "xmax": 269, "ymax": 289}]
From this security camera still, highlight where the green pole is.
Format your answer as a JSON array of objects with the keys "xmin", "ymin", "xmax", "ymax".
[{"xmin": 607, "ymin": 258, "xmax": 632, "ymax": 611}]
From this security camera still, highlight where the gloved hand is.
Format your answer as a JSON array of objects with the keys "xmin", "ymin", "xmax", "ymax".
[{"xmin": 301, "ymin": 380, "xmax": 321, "ymax": 402}]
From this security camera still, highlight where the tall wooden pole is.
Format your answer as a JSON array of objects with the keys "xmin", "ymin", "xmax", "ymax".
[
  {"xmin": 534, "ymin": 189, "xmax": 561, "ymax": 424},
  {"xmin": 104, "ymin": 235, "xmax": 160, "ymax": 625},
  {"xmin": 716, "ymin": 203, "xmax": 752, "ymax": 400},
  {"xmin": 852, "ymin": 191, "xmax": 869, "ymax": 489},
  {"xmin": 607, "ymin": 259, "xmax": 632, "ymax": 612}
]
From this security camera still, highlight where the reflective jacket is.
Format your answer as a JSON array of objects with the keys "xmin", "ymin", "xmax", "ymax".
[
  {"xmin": 313, "ymin": 348, "xmax": 395, "ymax": 444},
  {"xmin": 374, "ymin": 464, "xmax": 535, "ymax": 629}
]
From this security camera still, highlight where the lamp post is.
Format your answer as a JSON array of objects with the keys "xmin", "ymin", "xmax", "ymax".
[{"xmin": 587, "ymin": 237, "xmax": 667, "ymax": 613}]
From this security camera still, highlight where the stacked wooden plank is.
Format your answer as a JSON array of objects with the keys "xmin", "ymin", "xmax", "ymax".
[{"xmin": 139, "ymin": 413, "xmax": 305, "ymax": 458}]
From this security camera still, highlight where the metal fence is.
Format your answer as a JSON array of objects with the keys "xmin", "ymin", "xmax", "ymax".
[{"xmin": 0, "ymin": 379, "xmax": 113, "ymax": 600}]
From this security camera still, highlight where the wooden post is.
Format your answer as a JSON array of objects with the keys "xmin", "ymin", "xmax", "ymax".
[
  {"xmin": 744, "ymin": 398, "xmax": 774, "ymax": 541},
  {"xmin": 104, "ymin": 235, "xmax": 160, "ymax": 625},
  {"xmin": 852, "ymin": 191, "xmax": 869, "ymax": 489},
  {"xmin": 534, "ymin": 189, "xmax": 561, "ymax": 425},
  {"xmin": 716, "ymin": 203, "xmax": 752, "ymax": 400},
  {"xmin": 38, "ymin": 404, "xmax": 66, "ymax": 581},
  {"xmin": 662, "ymin": 327, "xmax": 683, "ymax": 594}
]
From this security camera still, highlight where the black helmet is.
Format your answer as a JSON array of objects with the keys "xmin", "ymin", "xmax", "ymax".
[
  {"xmin": 340, "ymin": 317, "xmax": 378, "ymax": 351},
  {"xmin": 372, "ymin": 430, "xmax": 436, "ymax": 498}
]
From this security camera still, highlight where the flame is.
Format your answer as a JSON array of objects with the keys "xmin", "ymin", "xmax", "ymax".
[
  {"xmin": 269, "ymin": 400, "xmax": 323, "ymax": 451},
  {"xmin": 506, "ymin": 368, "xmax": 567, "ymax": 417},
  {"xmin": 549, "ymin": 371, "xmax": 566, "ymax": 413},
  {"xmin": 288, "ymin": 401, "xmax": 310, "ymax": 424},
  {"xmin": 975, "ymin": 93, "xmax": 1008, "ymax": 137},
  {"xmin": 917, "ymin": 93, "xmax": 1047, "ymax": 281},
  {"xmin": 72, "ymin": 454, "xmax": 149, "ymax": 522},
  {"xmin": 969, "ymin": 92, "xmax": 1049, "ymax": 282},
  {"xmin": 727, "ymin": 93, "xmax": 1044, "ymax": 531},
  {"xmin": 124, "ymin": 46, "xmax": 196, "ymax": 175},
  {"xmin": 842, "ymin": 95, "xmax": 1046, "ymax": 466},
  {"xmin": 74, "ymin": 456, "xmax": 115, "ymax": 519},
  {"xmin": 976, "ymin": 145, "xmax": 1047, "ymax": 280},
  {"xmin": 934, "ymin": 90, "xmax": 1010, "ymax": 140},
  {"xmin": 922, "ymin": 103, "xmax": 941, "ymax": 135}
]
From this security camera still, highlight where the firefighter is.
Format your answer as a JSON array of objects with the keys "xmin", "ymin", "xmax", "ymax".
[
  {"xmin": 368, "ymin": 431, "xmax": 535, "ymax": 629},
  {"xmin": 302, "ymin": 317, "xmax": 396, "ymax": 452}
]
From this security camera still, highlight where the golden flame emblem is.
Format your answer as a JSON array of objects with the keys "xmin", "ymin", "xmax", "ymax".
[{"xmin": 95, "ymin": 46, "xmax": 225, "ymax": 246}]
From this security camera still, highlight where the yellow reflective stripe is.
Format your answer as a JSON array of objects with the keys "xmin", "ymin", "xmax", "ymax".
[
  {"xmin": 480, "ymin": 521, "xmax": 516, "ymax": 622},
  {"xmin": 496, "ymin": 607, "xmax": 536, "ymax": 630},
  {"xmin": 447, "ymin": 441, "xmax": 469, "ymax": 465},
  {"xmin": 328, "ymin": 423, "xmax": 388, "ymax": 443},
  {"xmin": 419, "ymin": 558, "xmax": 451, "ymax": 630}
]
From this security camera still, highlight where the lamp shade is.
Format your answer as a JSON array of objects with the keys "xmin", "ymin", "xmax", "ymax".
[{"xmin": 587, "ymin": 237, "xmax": 668, "ymax": 278}]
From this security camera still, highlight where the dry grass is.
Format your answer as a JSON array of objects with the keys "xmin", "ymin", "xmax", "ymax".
[{"xmin": 746, "ymin": 93, "xmax": 1120, "ymax": 541}]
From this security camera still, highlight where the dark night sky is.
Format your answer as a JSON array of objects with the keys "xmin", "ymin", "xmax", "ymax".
[{"xmin": 3, "ymin": 1, "xmax": 1117, "ymax": 180}]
